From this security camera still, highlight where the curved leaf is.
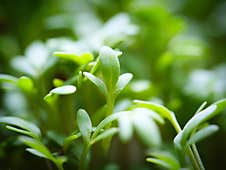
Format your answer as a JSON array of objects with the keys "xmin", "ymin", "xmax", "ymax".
[
  {"xmin": 83, "ymin": 72, "xmax": 107, "ymax": 97},
  {"xmin": 118, "ymin": 114, "xmax": 133, "ymax": 142},
  {"xmin": 188, "ymin": 125, "xmax": 219, "ymax": 145},
  {"xmin": 77, "ymin": 109, "xmax": 92, "ymax": 143},
  {"xmin": 50, "ymin": 85, "xmax": 76, "ymax": 95},
  {"xmin": 99, "ymin": 46, "xmax": 121, "ymax": 90},
  {"xmin": 0, "ymin": 116, "xmax": 41, "ymax": 138},
  {"xmin": 115, "ymin": 73, "xmax": 133, "ymax": 96}
]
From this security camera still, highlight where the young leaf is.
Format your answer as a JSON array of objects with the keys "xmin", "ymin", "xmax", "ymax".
[
  {"xmin": 83, "ymin": 72, "xmax": 107, "ymax": 97},
  {"xmin": 50, "ymin": 85, "xmax": 76, "ymax": 95},
  {"xmin": 0, "ymin": 116, "xmax": 41, "ymax": 138},
  {"xmin": 0, "ymin": 74, "xmax": 18, "ymax": 84},
  {"xmin": 99, "ymin": 46, "xmax": 121, "ymax": 89},
  {"xmin": 146, "ymin": 151, "xmax": 180, "ymax": 170},
  {"xmin": 118, "ymin": 114, "xmax": 133, "ymax": 143},
  {"xmin": 77, "ymin": 109, "xmax": 92, "ymax": 143},
  {"xmin": 26, "ymin": 148, "xmax": 49, "ymax": 159},
  {"xmin": 174, "ymin": 105, "xmax": 217, "ymax": 149},
  {"xmin": 133, "ymin": 100, "xmax": 174, "ymax": 122},
  {"xmin": 188, "ymin": 125, "xmax": 219, "ymax": 145},
  {"xmin": 90, "ymin": 128, "xmax": 118, "ymax": 145},
  {"xmin": 132, "ymin": 108, "xmax": 165, "ymax": 125},
  {"xmin": 132, "ymin": 113, "xmax": 161, "ymax": 147},
  {"xmin": 17, "ymin": 76, "xmax": 34, "ymax": 92},
  {"xmin": 114, "ymin": 73, "xmax": 133, "ymax": 97},
  {"xmin": 63, "ymin": 133, "xmax": 81, "ymax": 150},
  {"xmin": 19, "ymin": 136, "xmax": 55, "ymax": 162},
  {"xmin": 53, "ymin": 51, "xmax": 94, "ymax": 65},
  {"xmin": 6, "ymin": 125, "xmax": 36, "ymax": 139}
]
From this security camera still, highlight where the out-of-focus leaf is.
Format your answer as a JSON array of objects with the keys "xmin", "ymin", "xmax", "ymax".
[
  {"xmin": 0, "ymin": 116, "xmax": 41, "ymax": 139},
  {"xmin": 17, "ymin": 76, "xmax": 34, "ymax": 92},
  {"xmin": 146, "ymin": 151, "xmax": 180, "ymax": 170},
  {"xmin": 132, "ymin": 108, "xmax": 165, "ymax": 125},
  {"xmin": 0, "ymin": 74, "xmax": 18, "ymax": 84},
  {"xmin": 188, "ymin": 125, "xmax": 219, "ymax": 145},
  {"xmin": 133, "ymin": 100, "xmax": 174, "ymax": 121},
  {"xmin": 53, "ymin": 51, "xmax": 93, "ymax": 65},
  {"xmin": 115, "ymin": 73, "xmax": 133, "ymax": 96},
  {"xmin": 19, "ymin": 136, "xmax": 55, "ymax": 161},
  {"xmin": 132, "ymin": 113, "xmax": 161, "ymax": 147},
  {"xmin": 118, "ymin": 114, "xmax": 133, "ymax": 143},
  {"xmin": 91, "ymin": 128, "xmax": 118, "ymax": 145},
  {"xmin": 6, "ymin": 125, "xmax": 35, "ymax": 138},
  {"xmin": 83, "ymin": 72, "xmax": 107, "ymax": 96},
  {"xmin": 50, "ymin": 85, "xmax": 76, "ymax": 95},
  {"xmin": 77, "ymin": 109, "xmax": 92, "ymax": 143},
  {"xmin": 99, "ymin": 46, "xmax": 121, "ymax": 90},
  {"xmin": 63, "ymin": 133, "xmax": 81, "ymax": 150},
  {"xmin": 26, "ymin": 148, "xmax": 48, "ymax": 159}
]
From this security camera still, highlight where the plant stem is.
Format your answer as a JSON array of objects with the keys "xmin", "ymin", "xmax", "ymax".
[
  {"xmin": 191, "ymin": 144, "xmax": 205, "ymax": 170},
  {"xmin": 169, "ymin": 114, "xmax": 203, "ymax": 170},
  {"xmin": 78, "ymin": 143, "xmax": 90, "ymax": 170},
  {"xmin": 56, "ymin": 164, "xmax": 64, "ymax": 170}
]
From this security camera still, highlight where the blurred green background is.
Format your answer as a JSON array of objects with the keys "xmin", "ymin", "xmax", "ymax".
[{"xmin": 1, "ymin": 0, "xmax": 226, "ymax": 169}]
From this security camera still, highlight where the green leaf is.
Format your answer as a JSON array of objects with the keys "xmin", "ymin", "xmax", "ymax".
[
  {"xmin": 91, "ymin": 128, "xmax": 118, "ymax": 145},
  {"xmin": 188, "ymin": 125, "xmax": 219, "ymax": 145},
  {"xmin": 77, "ymin": 109, "xmax": 92, "ymax": 143},
  {"xmin": 63, "ymin": 133, "xmax": 81, "ymax": 150},
  {"xmin": 17, "ymin": 76, "xmax": 34, "ymax": 92},
  {"xmin": 132, "ymin": 113, "xmax": 161, "ymax": 147},
  {"xmin": 148, "ymin": 151, "xmax": 180, "ymax": 170},
  {"xmin": 99, "ymin": 46, "xmax": 121, "ymax": 90},
  {"xmin": 26, "ymin": 148, "xmax": 49, "ymax": 159},
  {"xmin": 115, "ymin": 73, "xmax": 133, "ymax": 96},
  {"xmin": 146, "ymin": 158, "xmax": 172, "ymax": 170},
  {"xmin": 118, "ymin": 114, "xmax": 133, "ymax": 143},
  {"xmin": 0, "ymin": 74, "xmax": 18, "ymax": 84},
  {"xmin": 174, "ymin": 105, "xmax": 217, "ymax": 149},
  {"xmin": 83, "ymin": 72, "xmax": 107, "ymax": 97},
  {"xmin": 6, "ymin": 125, "xmax": 36, "ymax": 138},
  {"xmin": 0, "ymin": 116, "xmax": 41, "ymax": 139},
  {"xmin": 132, "ymin": 108, "xmax": 165, "ymax": 125},
  {"xmin": 54, "ymin": 51, "xmax": 94, "ymax": 65},
  {"xmin": 50, "ymin": 85, "xmax": 76, "ymax": 95},
  {"xmin": 19, "ymin": 136, "xmax": 55, "ymax": 162},
  {"xmin": 91, "ymin": 111, "xmax": 126, "ymax": 139},
  {"xmin": 133, "ymin": 100, "xmax": 174, "ymax": 122}
]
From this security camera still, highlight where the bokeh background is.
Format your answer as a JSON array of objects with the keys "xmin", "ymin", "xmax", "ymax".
[{"xmin": 1, "ymin": 0, "xmax": 226, "ymax": 169}]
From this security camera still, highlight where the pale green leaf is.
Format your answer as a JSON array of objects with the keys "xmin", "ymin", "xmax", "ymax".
[
  {"xmin": 19, "ymin": 136, "xmax": 55, "ymax": 162},
  {"xmin": 99, "ymin": 46, "xmax": 121, "ymax": 90},
  {"xmin": 0, "ymin": 74, "xmax": 18, "ymax": 84},
  {"xmin": 0, "ymin": 116, "xmax": 41, "ymax": 138},
  {"xmin": 53, "ymin": 51, "xmax": 93, "ymax": 65},
  {"xmin": 132, "ymin": 113, "xmax": 161, "ymax": 147},
  {"xmin": 77, "ymin": 109, "xmax": 92, "ymax": 143},
  {"xmin": 50, "ymin": 85, "xmax": 76, "ymax": 95},
  {"xmin": 188, "ymin": 125, "xmax": 219, "ymax": 145},
  {"xmin": 147, "ymin": 151, "xmax": 180, "ymax": 170},
  {"xmin": 26, "ymin": 148, "xmax": 49, "ymax": 159},
  {"xmin": 118, "ymin": 114, "xmax": 133, "ymax": 143},
  {"xmin": 83, "ymin": 72, "xmax": 107, "ymax": 96},
  {"xmin": 115, "ymin": 73, "xmax": 133, "ymax": 96},
  {"xmin": 91, "ymin": 128, "xmax": 118, "ymax": 145}
]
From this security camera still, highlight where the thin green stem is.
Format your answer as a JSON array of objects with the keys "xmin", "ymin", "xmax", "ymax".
[
  {"xmin": 191, "ymin": 142, "xmax": 205, "ymax": 170},
  {"xmin": 78, "ymin": 143, "xmax": 90, "ymax": 170},
  {"xmin": 56, "ymin": 163, "xmax": 64, "ymax": 170},
  {"xmin": 169, "ymin": 114, "xmax": 203, "ymax": 170}
]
